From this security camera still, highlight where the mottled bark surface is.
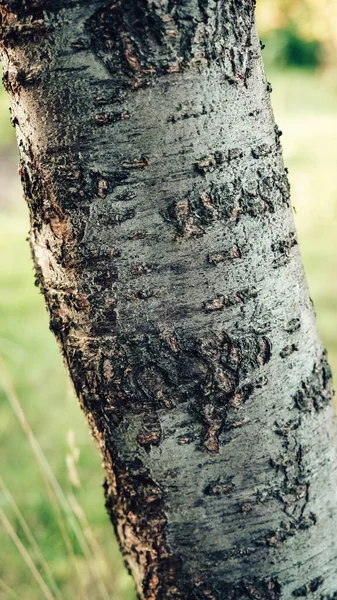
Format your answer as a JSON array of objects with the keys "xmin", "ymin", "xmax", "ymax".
[{"xmin": 1, "ymin": 1, "xmax": 337, "ymax": 598}]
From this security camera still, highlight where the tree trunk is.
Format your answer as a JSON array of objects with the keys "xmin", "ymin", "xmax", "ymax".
[{"xmin": 1, "ymin": 1, "xmax": 337, "ymax": 598}]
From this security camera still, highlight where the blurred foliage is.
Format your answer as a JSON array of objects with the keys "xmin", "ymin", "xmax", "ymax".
[
  {"xmin": 256, "ymin": 0, "xmax": 337, "ymax": 69},
  {"xmin": 261, "ymin": 26, "xmax": 322, "ymax": 69}
]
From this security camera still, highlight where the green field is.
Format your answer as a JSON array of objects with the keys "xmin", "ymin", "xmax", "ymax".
[{"xmin": 0, "ymin": 69, "xmax": 336, "ymax": 599}]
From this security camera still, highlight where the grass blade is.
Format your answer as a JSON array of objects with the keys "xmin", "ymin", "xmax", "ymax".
[
  {"xmin": 0, "ymin": 507, "xmax": 55, "ymax": 600},
  {"xmin": 0, "ymin": 475, "xmax": 62, "ymax": 600},
  {"xmin": 0, "ymin": 355, "xmax": 110, "ymax": 600},
  {"xmin": 0, "ymin": 577, "xmax": 21, "ymax": 600}
]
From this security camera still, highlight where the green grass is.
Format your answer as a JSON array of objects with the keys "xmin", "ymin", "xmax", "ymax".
[{"xmin": 0, "ymin": 68, "xmax": 337, "ymax": 598}]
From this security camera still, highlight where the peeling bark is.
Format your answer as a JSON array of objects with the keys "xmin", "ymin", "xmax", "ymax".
[{"xmin": 1, "ymin": 1, "xmax": 337, "ymax": 598}]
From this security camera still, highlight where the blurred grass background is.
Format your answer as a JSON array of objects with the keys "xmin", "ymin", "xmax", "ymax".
[{"xmin": 0, "ymin": 1, "xmax": 337, "ymax": 598}]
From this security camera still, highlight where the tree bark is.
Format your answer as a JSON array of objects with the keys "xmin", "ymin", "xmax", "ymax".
[{"xmin": 1, "ymin": 1, "xmax": 337, "ymax": 598}]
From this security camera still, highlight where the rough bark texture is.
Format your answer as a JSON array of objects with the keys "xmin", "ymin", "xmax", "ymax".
[{"xmin": 1, "ymin": 1, "xmax": 337, "ymax": 598}]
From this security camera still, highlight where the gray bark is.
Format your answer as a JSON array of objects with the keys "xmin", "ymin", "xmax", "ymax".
[{"xmin": 1, "ymin": 1, "xmax": 337, "ymax": 598}]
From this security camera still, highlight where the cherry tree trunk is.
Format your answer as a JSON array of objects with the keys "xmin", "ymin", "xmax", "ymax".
[{"xmin": 1, "ymin": 1, "xmax": 337, "ymax": 598}]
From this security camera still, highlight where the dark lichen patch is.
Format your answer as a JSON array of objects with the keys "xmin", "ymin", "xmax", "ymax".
[
  {"xmin": 70, "ymin": 37, "xmax": 89, "ymax": 50},
  {"xmin": 280, "ymin": 343, "xmax": 298, "ymax": 359},
  {"xmin": 285, "ymin": 318, "xmax": 301, "ymax": 334},
  {"xmin": 257, "ymin": 337, "xmax": 271, "ymax": 366},
  {"xmin": 163, "ymin": 165, "xmax": 290, "ymax": 239},
  {"xmin": 229, "ymin": 148, "xmax": 245, "ymax": 161},
  {"xmin": 96, "ymin": 178, "xmax": 109, "ymax": 198},
  {"xmin": 259, "ymin": 514, "xmax": 316, "ymax": 548},
  {"xmin": 207, "ymin": 252, "xmax": 226, "ymax": 266},
  {"xmin": 0, "ymin": 2, "xmax": 49, "ymax": 51},
  {"xmin": 270, "ymin": 444, "xmax": 310, "ymax": 517},
  {"xmin": 196, "ymin": 148, "xmax": 248, "ymax": 174},
  {"xmin": 159, "ymin": 328, "xmax": 180, "ymax": 354},
  {"xmin": 177, "ymin": 434, "xmax": 195, "ymax": 445},
  {"xmin": 128, "ymin": 231, "xmax": 146, "ymax": 240},
  {"xmin": 273, "ymin": 418, "xmax": 301, "ymax": 439},
  {"xmin": 222, "ymin": 577, "xmax": 281, "ymax": 600},
  {"xmin": 121, "ymin": 156, "xmax": 149, "ymax": 169},
  {"xmin": 127, "ymin": 289, "xmax": 160, "ymax": 301},
  {"xmin": 256, "ymin": 375, "xmax": 268, "ymax": 388},
  {"xmin": 208, "ymin": 245, "xmax": 241, "ymax": 265},
  {"xmin": 196, "ymin": 150, "xmax": 230, "ymax": 174},
  {"xmin": 163, "ymin": 198, "xmax": 206, "ymax": 239},
  {"xmin": 294, "ymin": 352, "xmax": 334, "ymax": 413},
  {"xmin": 193, "ymin": 331, "xmax": 270, "ymax": 452},
  {"xmin": 94, "ymin": 110, "xmax": 130, "ymax": 126},
  {"xmin": 204, "ymin": 295, "xmax": 226, "ymax": 312},
  {"xmin": 82, "ymin": 328, "xmax": 270, "ymax": 454},
  {"xmin": 274, "ymin": 125, "xmax": 283, "ymax": 148},
  {"xmin": 205, "ymin": 544, "xmax": 258, "ymax": 566},
  {"xmin": 199, "ymin": 191, "xmax": 220, "ymax": 221},
  {"xmin": 90, "ymin": 302, "xmax": 118, "ymax": 336},
  {"xmin": 78, "ymin": 241, "xmax": 120, "ymax": 274},
  {"xmin": 168, "ymin": 101, "xmax": 208, "ymax": 124},
  {"xmin": 202, "ymin": 404, "xmax": 223, "ymax": 453},
  {"xmin": 252, "ymin": 143, "xmax": 273, "ymax": 159},
  {"xmin": 94, "ymin": 113, "xmax": 110, "ymax": 126},
  {"xmin": 207, "ymin": 165, "xmax": 290, "ymax": 218},
  {"xmin": 130, "ymin": 264, "xmax": 152, "ymax": 277},
  {"xmin": 12, "ymin": 64, "xmax": 42, "ymax": 87},
  {"xmin": 86, "ymin": 0, "xmax": 256, "ymax": 85},
  {"xmin": 104, "ymin": 458, "xmax": 185, "ymax": 600},
  {"xmin": 229, "ymin": 245, "xmax": 243, "ymax": 259},
  {"xmin": 203, "ymin": 287, "xmax": 258, "ymax": 313},
  {"xmin": 197, "ymin": 153, "xmax": 221, "ymax": 174},
  {"xmin": 94, "ymin": 206, "xmax": 136, "ymax": 228},
  {"xmin": 292, "ymin": 576, "xmax": 324, "ymax": 597},
  {"xmin": 137, "ymin": 429, "xmax": 161, "ymax": 446},
  {"xmin": 272, "ymin": 232, "xmax": 298, "ymax": 269},
  {"xmin": 137, "ymin": 416, "xmax": 162, "ymax": 449},
  {"xmin": 269, "ymin": 416, "xmax": 318, "ymax": 532},
  {"xmin": 204, "ymin": 479, "xmax": 236, "ymax": 496}
]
